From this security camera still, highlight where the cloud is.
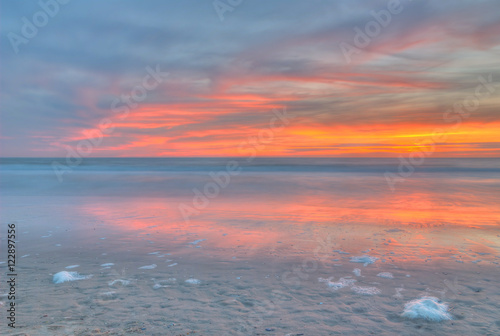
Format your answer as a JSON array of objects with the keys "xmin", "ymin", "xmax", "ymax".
[{"xmin": 1, "ymin": 0, "xmax": 499, "ymax": 157}]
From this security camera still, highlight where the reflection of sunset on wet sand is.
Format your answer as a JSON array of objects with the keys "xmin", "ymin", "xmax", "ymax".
[{"xmin": 2, "ymin": 160, "xmax": 500, "ymax": 335}]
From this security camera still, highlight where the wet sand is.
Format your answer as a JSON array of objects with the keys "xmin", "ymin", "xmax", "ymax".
[{"xmin": 1, "ymin": 196, "xmax": 500, "ymax": 336}]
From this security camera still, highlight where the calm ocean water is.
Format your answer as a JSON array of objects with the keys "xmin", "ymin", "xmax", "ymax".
[{"xmin": 2, "ymin": 158, "xmax": 500, "ymax": 195}]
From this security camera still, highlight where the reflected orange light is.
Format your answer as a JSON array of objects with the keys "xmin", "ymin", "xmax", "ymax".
[{"xmin": 70, "ymin": 173, "xmax": 500, "ymax": 264}]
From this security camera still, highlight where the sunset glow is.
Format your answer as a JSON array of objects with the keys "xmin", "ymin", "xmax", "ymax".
[{"xmin": 1, "ymin": 1, "xmax": 499, "ymax": 157}]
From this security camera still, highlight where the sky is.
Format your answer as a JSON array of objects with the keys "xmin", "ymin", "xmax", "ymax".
[{"xmin": 1, "ymin": 0, "xmax": 499, "ymax": 157}]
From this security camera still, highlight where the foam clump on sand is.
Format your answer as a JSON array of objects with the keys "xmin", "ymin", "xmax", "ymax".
[
  {"xmin": 350, "ymin": 255, "xmax": 378, "ymax": 266},
  {"xmin": 402, "ymin": 296, "xmax": 452, "ymax": 321},
  {"xmin": 153, "ymin": 278, "xmax": 176, "ymax": 289},
  {"xmin": 189, "ymin": 239, "xmax": 206, "ymax": 245},
  {"xmin": 185, "ymin": 278, "xmax": 201, "ymax": 284},
  {"xmin": 139, "ymin": 264, "xmax": 157, "ymax": 269},
  {"xmin": 108, "ymin": 279, "xmax": 131, "ymax": 287},
  {"xmin": 353, "ymin": 268, "xmax": 361, "ymax": 276},
  {"xmin": 65, "ymin": 265, "xmax": 79, "ymax": 269},
  {"xmin": 53, "ymin": 271, "xmax": 92, "ymax": 284},
  {"xmin": 319, "ymin": 277, "xmax": 356, "ymax": 290},
  {"xmin": 351, "ymin": 285, "xmax": 381, "ymax": 295},
  {"xmin": 101, "ymin": 263, "xmax": 114, "ymax": 267},
  {"xmin": 333, "ymin": 249, "xmax": 350, "ymax": 254},
  {"xmin": 377, "ymin": 272, "xmax": 394, "ymax": 279}
]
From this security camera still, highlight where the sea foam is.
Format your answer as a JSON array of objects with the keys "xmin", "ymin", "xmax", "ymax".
[
  {"xmin": 189, "ymin": 239, "xmax": 206, "ymax": 245},
  {"xmin": 351, "ymin": 285, "xmax": 381, "ymax": 295},
  {"xmin": 319, "ymin": 277, "xmax": 356, "ymax": 290},
  {"xmin": 185, "ymin": 278, "xmax": 201, "ymax": 284},
  {"xmin": 108, "ymin": 279, "xmax": 131, "ymax": 287},
  {"xmin": 377, "ymin": 272, "xmax": 394, "ymax": 279},
  {"xmin": 350, "ymin": 255, "xmax": 378, "ymax": 266},
  {"xmin": 139, "ymin": 264, "xmax": 157, "ymax": 269},
  {"xmin": 65, "ymin": 265, "xmax": 80, "ymax": 269},
  {"xmin": 53, "ymin": 271, "xmax": 92, "ymax": 284},
  {"xmin": 402, "ymin": 296, "xmax": 452, "ymax": 321}
]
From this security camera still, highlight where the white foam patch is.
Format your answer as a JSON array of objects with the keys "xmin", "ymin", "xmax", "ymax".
[
  {"xmin": 333, "ymin": 250, "xmax": 350, "ymax": 254},
  {"xmin": 99, "ymin": 291, "xmax": 118, "ymax": 300},
  {"xmin": 377, "ymin": 272, "xmax": 394, "ymax": 279},
  {"xmin": 101, "ymin": 263, "xmax": 114, "ymax": 267},
  {"xmin": 353, "ymin": 268, "xmax": 361, "ymax": 276},
  {"xmin": 108, "ymin": 279, "xmax": 131, "ymax": 287},
  {"xmin": 189, "ymin": 239, "xmax": 206, "ymax": 245},
  {"xmin": 53, "ymin": 271, "xmax": 92, "ymax": 284},
  {"xmin": 65, "ymin": 265, "xmax": 80, "ymax": 269},
  {"xmin": 350, "ymin": 255, "xmax": 378, "ymax": 266},
  {"xmin": 21, "ymin": 254, "xmax": 30, "ymax": 258},
  {"xmin": 167, "ymin": 263, "xmax": 178, "ymax": 267},
  {"xmin": 319, "ymin": 277, "xmax": 356, "ymax": 290},
  {"xmin": 402, "ymin": 296, "xmax": 452, "ymax": 321},
  {"xmin": 351, "ymin": 285, "xmax": 381, "ymax": 295},
  {"xmin": 102, "ymin": 291, "xmax": 116, "ymax": 295},
  {"xmin": 139, "ymin": 264, "xmax": 157, "ymax": 269},
  {"xmin": 152, "ymin": 278, "xmax": 174, "ymax": 289},
  {"xmin": 185, "ymin": 278, "xmax": 201, "ymax": 284}
]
